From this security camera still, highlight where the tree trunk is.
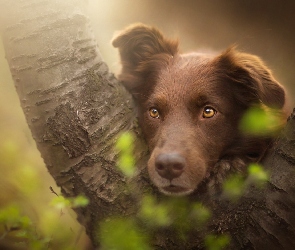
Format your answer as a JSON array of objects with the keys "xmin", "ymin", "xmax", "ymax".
[
  {"xmin": 0, "ymin": 0, "xmax": 150, "ymax": 246},
  {"xmin": 1, "ymin": 1, "xmax": 295, "ymax": 249}
]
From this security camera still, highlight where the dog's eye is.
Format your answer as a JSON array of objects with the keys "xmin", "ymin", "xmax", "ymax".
[
  {"xmin": 149, "ymin": 108, "xmax": 160, "ymax": 119},
  {"xmin": 202, "ymin": 107, "xmax": 216, "ymax": 118}
]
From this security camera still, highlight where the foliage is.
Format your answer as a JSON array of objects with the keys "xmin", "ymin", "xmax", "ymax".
[
  {"xmin": 115, "ymin": 132, "xmax": 136, "ymax": 177},
  {"xmin": 0, "ymin": 187, "xmax": 89, "ymax": 250},
  {"xmin": 98, "ymin": 104, "xmax": 275, "ymax": 249},
  {"xmin": 0, "ymin": 62, "xmax": 275, "ymax": 249},
  {"xmin": 222, "ymin": 163, "xmax": 269, "ymax": 201},
  {"xmin": 0, "ymin": 81, "xmax": 90, "ymax": 249},
  {"xmin": 0, "ymin": 204, "xmax": 50, "ymax": 249},
  {"xmin": 50, "ymin": 195, "xmax": 89, "ymax": 209},
  {"xmin": 98, "ymin": 132, "xmax": 214, "ymax": 248},
  {"xmin": 205, "ymin": 234, "xmax": 230, "ymax": 250},
  {"xmin": 222, "ymin": 174, "xmax": 246, "ymax": 201},
  {"xmin": 139, "ymin": 194, "xmax": 211, "ymax": 236},
  {"xmin": 0, "ymin": 185, "xmax": 89, "ymax": 250},
  {"xmin": 239, "ymin": 106, "xmax": 283, "ymax": 136},
  {"xmin": 248, "ymin": 163, "xmax": 269, "ymax": 187},
  {"xmin": 99, "ymin": 217, "xmax": 151, "ymax": 250}
]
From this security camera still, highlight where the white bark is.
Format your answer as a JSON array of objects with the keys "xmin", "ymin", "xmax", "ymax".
[{"xmin": 1, "ymin": 0, "xmax": 149, "ymax": 245}]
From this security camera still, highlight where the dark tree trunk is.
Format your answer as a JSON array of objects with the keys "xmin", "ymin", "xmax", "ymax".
[
  {"xmin": 207, "ymin": 112, "xmax": 295, "ymax": 250},
  {"xmin": 1, "ymin": 1, "xmax": 295, "ymax": 249}
]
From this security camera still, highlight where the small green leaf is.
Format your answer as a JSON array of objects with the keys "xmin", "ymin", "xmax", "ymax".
[
  {"xmin": 248, "ymin": 163, "xmax": 269, "ymax": 187},
  {"xmin": 72, "ymin": 195, "xmax": 89, "ymax": 208},
  {"xmin": 118, "ymin": 155, "xmax": 135, "ymax": 176},
  {"xmin": 50, "ymin": 196, "xmax": 71, "ymax": 209},
  {"xmin": 99, "ymin": 217, "xmax": 151, "ymax": 250},
  {"xmin": 0, "ymin": 205, "xmax": 20, "ymax": 224},
  {"xmin": 139, "ymin": 195, "xmax": 171, "ymax": 227},
  {"xmin": 205, "ymin": 234, "xmax": 230, "ymax": 250},
  {"xmin": 239, "ymin": 106, "xmax": 282, "ymax": 136},
  {"xmin": 115, "ymin": 132, "xmax": 136, "ymax": 177},
  {"xmin": 190, "ymin": 203, "xmax": 211, "ymax": 227},
  {"xmin": 116, "ymin": 132, "xmax": 134, "ymax": 152},
  {"xmin": 223, "ymin": 174, "xmax": 245, "ymax": 200},
  {"xmin": 0, "ymin": 205, "xmax": 31, "ymax": 229},
  {"xmin": 19, "ymin": 215, "xmax": 32, "ymax": 229}
]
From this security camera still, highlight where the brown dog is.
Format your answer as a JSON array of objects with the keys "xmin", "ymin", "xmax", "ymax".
[{"xmin": 112, "ymin": 23, "xmax": 286, "ymax": 196}]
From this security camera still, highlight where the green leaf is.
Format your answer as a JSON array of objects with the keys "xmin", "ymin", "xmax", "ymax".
[
  {"xmin": 50, "ymin": 196, "xmax": 71, "ymax": 209},
  {"xmin": 72, "ymin": 195, "xmax": 89, "ymax": 208},
  {"xmin": 19, "ymin": 215, "xmax": 32, "ymax": 229},
  {"xmin": 205, "ymin": 234, "xmax": 230, "ymax": 250},
  {"xmin": 239, "ymin": 106, "xmax": 282, "ymax": 136},
  {"xmin": 117, "ymin": 154, "xmax": 135, "ymax": 177},
  {"xmin": 116, "ymin": 132, "xmax": 134, "ymax": 152},
  {"xmin": 0, "ymin": 205, "xmax": 31, "ymax": 229},
  {"xmin": 115, "ymin": 132, "xmax": 136, "ymax": 177},
  {"xmin": 190, "ymin": 203, "xmax": 211, "ymax": 227},
  {"xmin": 0, "ymin": 205, "xmax": 20, "ymax": 224},
  {"xmin": 99, "ymin": 217, "xmax": 151, "ymax": 250},
  {"xmin": 248, "ymin": 163, "xmax": 269, "ymax": 187},
  {"xmin": 223, "ymin": 174, "xmax": 245, "ymax": 200},
  {"xmin": 139, "ymin": 195, "xmax": 171, "ymax": 227}
]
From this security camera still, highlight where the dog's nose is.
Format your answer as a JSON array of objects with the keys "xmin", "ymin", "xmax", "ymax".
[{"xmin": 155, "ymin": 153, "xmax": 185, "ymax": 180}]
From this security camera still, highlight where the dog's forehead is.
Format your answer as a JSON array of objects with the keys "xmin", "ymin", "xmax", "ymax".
[{"xmin": 154, "ymin": 53, "xmax": 228, "ymax": 97}]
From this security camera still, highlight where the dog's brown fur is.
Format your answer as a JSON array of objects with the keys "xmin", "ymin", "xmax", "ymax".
[{"xmin": 113, "ymin": 23, "xmax": 287, "ymax": 196}]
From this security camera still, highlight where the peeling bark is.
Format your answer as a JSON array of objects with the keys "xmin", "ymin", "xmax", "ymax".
[{"xmin": 1, "ymin": 1, "xmax": 295, "ymax": 249}]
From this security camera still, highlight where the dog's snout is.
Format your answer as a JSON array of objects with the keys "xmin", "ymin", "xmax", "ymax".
[{"xmin": 155, "ymin": 153, "xmax": 186, "ymax": 180}]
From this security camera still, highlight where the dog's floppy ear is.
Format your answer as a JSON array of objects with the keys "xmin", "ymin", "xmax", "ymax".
[
  {"xmin": 217, "ymin": 47, "xmax": 285, "ymax": 109},
  {"xmin": 112, "ymin": 23, "xmax": 178, "ymax": 91}
]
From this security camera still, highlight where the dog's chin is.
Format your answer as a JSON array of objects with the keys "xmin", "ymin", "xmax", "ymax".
[{"xmin": 159, "ymin": 185, "xmax": 195, "ymax": 196}]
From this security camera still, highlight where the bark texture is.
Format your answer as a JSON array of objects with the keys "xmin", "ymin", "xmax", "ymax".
[
  {"xmin": 1, "ymin": 0, "xmax": 150, "ymax": 245},
  {"xmin": 1, "ymin": 1, "xmax": 295, "ymax": 249},
  {"xmin": 208, "ymin": 112, "xmax": 295, "ymax": 250}
]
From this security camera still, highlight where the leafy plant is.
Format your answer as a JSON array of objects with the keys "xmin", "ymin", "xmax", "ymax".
[
  {"xmin": 101, "ymin": 118, "xmax": 272, "ymax": 248},
  {"xmin": 239, "ymin": 106, "xmax": 283, "ymax": 136},
  {"xmin": 205, "ymin": 234, "xmax": 230, "ymax": 250},
  {"xmin": 115, "ymin": 132, "xmax": 136, "ymax": 177},
  {"xmin": 99, "ymin": 217, "xmax": 151, "ymax": 250}
]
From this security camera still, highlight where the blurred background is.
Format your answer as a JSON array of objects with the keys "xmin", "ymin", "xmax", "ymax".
[
  {"xmin": 89, "ymin": 0, "xmax": 295, "ymax": 104},
  {"xmin": 0, "ymin": 0, "xmax": 294, "ymax": 248}
]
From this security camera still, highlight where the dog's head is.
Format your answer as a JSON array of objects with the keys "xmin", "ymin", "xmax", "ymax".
[{"xmin": 113, "ymin": 24, "xmax": 286, "ymax": 196}]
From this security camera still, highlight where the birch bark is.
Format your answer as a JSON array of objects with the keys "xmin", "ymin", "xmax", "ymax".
[{"xmin": 1, "ymin": 0, "xmax": 149, "ymax": 245}]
